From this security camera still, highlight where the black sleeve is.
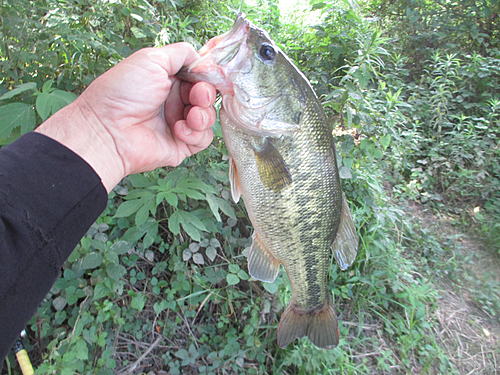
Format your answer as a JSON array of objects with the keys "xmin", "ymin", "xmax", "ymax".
[{"xmin": 0, "ymin": 132, "xmax": 108, "ymax": 360}]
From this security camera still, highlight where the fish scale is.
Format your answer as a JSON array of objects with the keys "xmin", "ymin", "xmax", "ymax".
[{"xmin": 178, "ymin": 14, "xmax": 358, "ymax": 349}]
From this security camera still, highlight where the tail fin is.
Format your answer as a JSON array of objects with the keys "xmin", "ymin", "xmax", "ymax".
[{"xmin": 277, "ymin": 297, "xmax": 339, "ymax": 349}]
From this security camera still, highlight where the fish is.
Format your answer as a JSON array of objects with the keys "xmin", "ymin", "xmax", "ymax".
[{"xmin": 178, "ymin": 14, "xmax": 358, "ymax": 349}]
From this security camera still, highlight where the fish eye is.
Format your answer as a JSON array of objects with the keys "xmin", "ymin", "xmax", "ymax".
[{"xmin": 259, "ymin": 44, "xmax": 276, "ymax": 62}]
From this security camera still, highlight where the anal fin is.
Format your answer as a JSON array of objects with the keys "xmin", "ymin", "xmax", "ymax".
[
  {"xmin": 331, "ymin": 192, "xmax": 358, "ymax": 270},
  {"xmin": 247, "ymin": 233, "xmax": 280, "ymax": 283}
]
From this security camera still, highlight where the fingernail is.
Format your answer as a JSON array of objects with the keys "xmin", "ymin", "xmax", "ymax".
[{"xmin": 184, "ymin": 123, "xmax": 193, "ymax": 136}]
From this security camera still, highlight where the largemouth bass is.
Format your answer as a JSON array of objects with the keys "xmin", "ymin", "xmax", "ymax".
[{"xmin": 178, "ymin": 14, "xmax": 358, "ymax": 349}]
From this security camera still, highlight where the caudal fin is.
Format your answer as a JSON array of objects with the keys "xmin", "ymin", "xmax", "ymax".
[{"xmin": 277, "ymin": 297, "xmax": 339, "ymax": 349}]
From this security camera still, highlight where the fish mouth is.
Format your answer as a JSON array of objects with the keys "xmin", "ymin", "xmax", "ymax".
[{"xmin": 177, "ymin": 14, "xmax": 252, "ymax": 91}]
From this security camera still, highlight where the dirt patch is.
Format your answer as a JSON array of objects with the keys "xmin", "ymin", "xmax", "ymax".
[{"xmin": 406, "ymin": 200, "xmax": 500, "ymax": 374}]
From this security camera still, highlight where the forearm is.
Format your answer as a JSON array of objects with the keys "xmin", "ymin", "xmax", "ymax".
[
  {"xmin": 0, "ymin": 133, "xmax": 108, "ymax": 360},
  {"xmin": 35, "ymin": 97, "xmax": 126, "ymax": 193}
]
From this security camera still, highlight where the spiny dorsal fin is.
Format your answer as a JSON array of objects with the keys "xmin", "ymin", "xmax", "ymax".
[
  {"xmin": 331, "ymin": 192, "xmax": 358, "ymax": 270},
  {"xmin": 253, "ymin": 137, "xmax": 292, "ymax": 193},
  {"xmin": 229, "ymin": 156, "xmax": 241, "ymax": 203},
  {"xmin": 247, "ymin": 233, "xmax": 281, "ymax": 283}
]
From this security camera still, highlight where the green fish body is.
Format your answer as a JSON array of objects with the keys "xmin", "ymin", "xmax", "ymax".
[{"xmin": 178, "ymin": 14, "xmax": 358, "ymax": 349}]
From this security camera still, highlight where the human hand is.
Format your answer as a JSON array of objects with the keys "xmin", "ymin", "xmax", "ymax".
[{"xmin": 36, "ymin": 43, "xmax": 216, "ymax": 192}]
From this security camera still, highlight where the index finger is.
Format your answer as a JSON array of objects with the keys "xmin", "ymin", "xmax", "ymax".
[{"xmin": 150, "ymin": 42, "xmax": 200, "ymax": 76}]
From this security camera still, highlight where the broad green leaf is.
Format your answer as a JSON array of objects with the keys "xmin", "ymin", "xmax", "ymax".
[
  {"xmin": 129, "ymin": 173, "xmax": 155, "ymax": 188},
  {"xmin": 168, "ymin": 210, "xmax": 181, "ymax": 234},
  {"xmin": 42, "ymin": 79, "xmax": 55, "ymax": 93},
  {"xmin": 106, "ymin": 262, "xmax": 125, "ymax": 281},
  {"xmin": 131, "ymin": 26, "xmax": 146, "ymax": 38},
  {"xmin": 380, "ymin": 134, "xmax": 391, "ymax": 150},
  {"xmin": 192, "ymin": 253, "xmax": 204, "ymax": 265},
  {"xmin": 263, "ymin": 282, "xmax": 278, "ymax": 294},
  {"xmin": 73, "ymin": 339, "xmax": 89, "ymax": 360},
  {"xmin": 206, "ymin": 193, "xmax": 221, "ymax": 222},
  {"xmin": 179, "ymin": 210, "xmax": 207, "ymax": 232},
  {"xmin": 339, "ymin": 166, "xmax": 352, "ymax": 179},
  {"xmin": 226, "ymin": 274, "xmax": 240, "ymax": 286},
  {"xmin": 36, "ymin": 89, "xmax": 77, "ymax": 121},
  {"xmin": 229, "ymin": 264, "xmax": 240, "ymax": 273},
  {"xmin": 131, "ymin": 294, "xmax": 146, "ymax": 311},
  {"xmin": 205, "ymin": 246, "xmax": 217, "ymax": 262},
  {"xmin": 81, "ymin": 252, "xmax": 103, "ymax": 269},
  {"xmin": 210, "ymin": 238, "xmax": 221, "ymax": 248},
  {"xmin": 0, "ymin": 103, "xmax": 35, "ymax": 138},
  {"xmin": 109, "ymin": 241, "xmax": 132, "ymax": 255},
  {"xmin": 215, "ymin": 196, "xmax": 237, "ymax": 219},
  {"xmin": 135, "ymin": 199, "xmax": 154, "ymax": 226},
  {"xmin": 182, "ymin": 249, "xmax": 192, "ymax": 261},
  {"xmin": 53, "ymin": 296, "xmax": 67, "ymax": 311},
  {"xmin": 0, "ymin": 82, "xmax": 37, "ymax": 100},
  {"xmin": 182, "ymin": 222, "xmax": 202, "ymax": 241},
  {"xmin": 93, "ymin": 283, "xmax": 109, "ymax": 300},
  {"xmin": 114, "ymin": 199, "xmax": 145, "ymax": 218}
]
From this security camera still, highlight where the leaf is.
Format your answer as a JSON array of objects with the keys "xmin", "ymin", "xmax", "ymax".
[
  {"xmin": 114, "ymin": 199, "xmax": 145, "ymax": 218},
  {"xmin": 175, "ymin": 349, "xmax": 189, "ymax": 360},
  {"xmin": 109, "ymin": 241, "xmax": 132, "ymax": 255},
  {"xmin": 189, "ymin": 243, "xmax": 200, "ymax": 253},
  {"xmin": 0, "ymin": 82, "xmax": 37, "ymax": 100},
  {"xmin": 106, "ymin": 263, "xmax": 125, "ymax": 281},
  {"xmin": 81, "ymin": 252, "xmax": 103, "ymax": 269},
  {"xmin": 339, "ymin": 166, "xmax": 353, "ymax": 179},
  {"xmin": 263, "ymin": 282, "xmax": 278, "ymax": 294},
  {"xmin": 0, "ymin": 103, "xmax": 35, "ymax": 138},
  {"xmin": 205, "ymin": 246, "xmax": 217, "ymax": 262},
  {"xmin": 380, "ymin": 134, "xmax": 392, "ymax": 150},
  {"xmin": 210, "ymin": 238, "xmax": 221, "ymax": 248},
  {"xmin": 131, "ymin": 294, "xmax": 146, "ymax": 311},
  {"xmin": 182, "ymin": 222, "xmax": 202, "ymax": 241},
  {"xmin": 226, "ymin": 274, "xmax": 240, "ymax": 286},
  {"xmin": 206, "ymin": 193, "xmax": 221, "ymax": 222},
  {"xmin": 180, "ymin": 210, "xmax": 207, "ymax": 232},
  {"xmin": 168, "ymin": 211, "xmax": 181, "ymax": 235},
  {"xmin": 192, "ymin": 253, "xmax": 204, "ymax": 265},
  {"xmin": 183, "ymin": 249, "xmax": 192, "ymax": 261},
  {"xmin": 35, "ymin": 92, "xmax": 51, "ymax": 121},
  {"xmin": 93, "ymin": 283, "xmax": 109, "ymax": 300},
  {"xmin": 135, "ymin": 200, "xmax": 153, "ymax": 226},
  {"xmin": 129, "ymin": 173, "xmax": 155, "ymax": 188},
  {"xmin": 229, "ymin": 264, "xmax": 240, "ymax": 273},
  {"xmin": 145, "ymin": 249, "xmax": 155, "ymax": 262},
  {"xmin": 53, "ymin": 296, "xmax": 67, "ymax": 311},
  {"xmin": 237, "ymin": 270, "xmax": 249, "ymax": 280},
  {"xmin": 131, "ymin": 26, "xmax": 147, "ymax": 38},
  {"xmin": 162, "ymin": 192, "xmax": 178, "ymax": 207}
]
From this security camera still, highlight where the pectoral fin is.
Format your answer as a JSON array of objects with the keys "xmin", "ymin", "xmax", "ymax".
[
  {"xmin": 331, "ymin": 193, "xmax": 358, "ymax": 270},
  {"xmin": 253, "ymin": 138, "xmax": 292, "ymax": 193},
  {"xmin": 229, "ymin": 156, "xmax": 241, "ymax": 203},
  {"xmin": 248, "ymin": 233, "xmax": 281, "ymax": 282}
]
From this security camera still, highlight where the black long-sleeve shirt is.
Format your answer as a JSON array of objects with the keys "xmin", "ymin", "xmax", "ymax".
[{"xmin": 0, "ymin": 132, "xmax": 108, "ymax": 360}]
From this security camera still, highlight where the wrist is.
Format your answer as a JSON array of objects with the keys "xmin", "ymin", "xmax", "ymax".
[{"xmin": 35, "ymin": 97, "xmax": 125, "ymax": 193}]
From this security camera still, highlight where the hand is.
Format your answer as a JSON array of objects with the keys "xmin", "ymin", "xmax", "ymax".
[{"xmin": 36, "ymin": 43, "xmax": 217, "ymax": 192}]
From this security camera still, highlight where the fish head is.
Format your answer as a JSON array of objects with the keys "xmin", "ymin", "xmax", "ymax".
[{"xmin": 178, "ymin": 14, "xmax": 307, "ymax": 136}]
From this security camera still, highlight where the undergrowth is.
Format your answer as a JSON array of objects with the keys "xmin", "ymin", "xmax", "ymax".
[{"xmin": 1, "ymin": 0, "xmax": 499, "ymax": 374}]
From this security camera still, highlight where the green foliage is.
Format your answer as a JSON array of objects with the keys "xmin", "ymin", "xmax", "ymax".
[{"xmin": 2, "ymin": 0, "xmax": 499, "ymax": 373}]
